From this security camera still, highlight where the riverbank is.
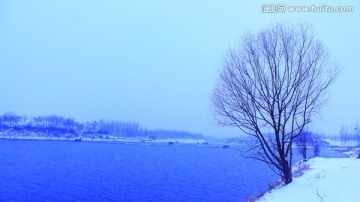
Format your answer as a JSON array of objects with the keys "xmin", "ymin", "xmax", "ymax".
[
  {"xmin": 258, "ymin": 156, "xmax": 360, "ymax": 201},
  {"xmin": 0, "ymin": 134, "xmax": 207, "ymax": 144}
]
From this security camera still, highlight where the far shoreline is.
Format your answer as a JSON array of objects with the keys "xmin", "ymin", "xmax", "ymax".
[{"xmin": 0, "ymin": 135, "xmax": 208, "ymax": 145}]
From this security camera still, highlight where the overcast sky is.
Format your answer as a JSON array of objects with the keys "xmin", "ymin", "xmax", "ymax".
[{"xmin": 0, "ymin": 1, "xmax": 359, "ymax": 137}]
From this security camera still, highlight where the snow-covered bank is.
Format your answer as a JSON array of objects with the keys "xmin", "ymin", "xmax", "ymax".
[
  {"xmin": 322, "ymin": 138, "xmax": 360, "ymax": 158},
  {"xmin": 259, "ymin": 157, "xmax": 360, "ymax": 202}
]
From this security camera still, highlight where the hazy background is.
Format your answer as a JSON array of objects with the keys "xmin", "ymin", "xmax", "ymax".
[{"xmin": 0, "ymin": 0, "xmax": 359, "ymax": 137}]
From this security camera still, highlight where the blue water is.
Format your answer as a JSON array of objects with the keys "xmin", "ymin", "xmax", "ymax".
[{"xmin": 0, "ymin": 140, "xmax": 344, "ymax": 202}]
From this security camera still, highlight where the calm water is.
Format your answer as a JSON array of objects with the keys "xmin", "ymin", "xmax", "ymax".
[{"xmin": 0, "ymin": 139, "xmax": 343, "ymax": 202}]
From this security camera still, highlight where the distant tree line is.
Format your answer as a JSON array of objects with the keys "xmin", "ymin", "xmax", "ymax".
[
  {"xmin": 293, "ymin": 131, "xmax": 322, "ymax": 161},
  {"xmin": 337, "ymin": 123, "xmax": 360, "ymax": 146},
  {"xmin": 0, "ymin": 112, "xmax": 204, "ymax": 140}
]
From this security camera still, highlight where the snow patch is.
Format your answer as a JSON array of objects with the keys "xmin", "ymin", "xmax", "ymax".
[{"xmin": 259, "ymin": 157, "xmax": 360, "ymax": 202}]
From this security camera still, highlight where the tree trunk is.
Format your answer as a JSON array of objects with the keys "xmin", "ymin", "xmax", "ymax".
[{"xmin": 282, "ymin": 161, "xmax": 293, "ymax": 185}]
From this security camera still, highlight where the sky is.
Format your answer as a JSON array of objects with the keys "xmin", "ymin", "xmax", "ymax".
[{"xmin": 0, "ymin": 1, "xmax": 359, "ymax": 137}]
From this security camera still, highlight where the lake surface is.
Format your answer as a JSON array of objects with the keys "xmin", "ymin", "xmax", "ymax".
[{"xmin": 0, "ymin": 139, "xmax": 344, "ymax": 202}]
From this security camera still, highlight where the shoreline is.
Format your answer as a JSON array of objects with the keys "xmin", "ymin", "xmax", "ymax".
[{"xmin": 0, "ymin": 135, "xmax": 207, "ymax": 144}]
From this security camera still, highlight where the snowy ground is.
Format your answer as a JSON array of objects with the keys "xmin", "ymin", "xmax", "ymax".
[{"xmin": 259, "ymin": 157, "xmax": 360, "ymax": 202}]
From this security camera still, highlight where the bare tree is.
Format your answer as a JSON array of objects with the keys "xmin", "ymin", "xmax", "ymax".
[
  {"xmin": 339, "ymin": 125, "xmax": 348, "ymax": 146},
  {"xmin": 311, "ymin": 135, "xmax": 322, "ymax": 157},
  {"xmin": 294, "ymin": 131, "xmax": 311, "ymax": 161},
  {"xmin": 339, "ymin": 125, "xmax": 353, "ymax": 146},
  {"xmin": 353, "ymin": 123, "xmax": 360, "ymax": 146},
  {"xmin": 212, "ymin": 23, "xmax": 337, "ymax": 184}
]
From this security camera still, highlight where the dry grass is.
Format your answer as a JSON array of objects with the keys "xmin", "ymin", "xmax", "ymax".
[
  {"xmin": 293, "ymin": 161, "xmax": 310, "ymax": 178},
  {"xmin": 246, "ymin": 180, "xmax": 283, "ymax": 202},
  {"xmin": 267, "ymin": 180, "xmax": 283, "ymax": 190},
  {"xmin": 247, "ymin": 192, "xmax": 266, "ymax": 202}
]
